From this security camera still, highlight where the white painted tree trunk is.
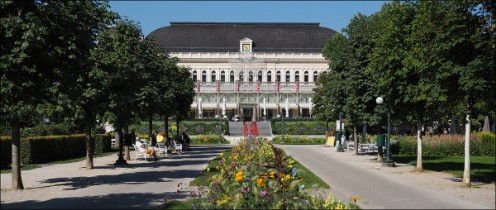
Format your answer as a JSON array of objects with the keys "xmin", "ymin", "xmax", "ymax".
[
  {"xmin": 463, "ymin": 114, "xmax": 471, "ymax": 186},
  {"xmin": 416, "ymin": 123, "xmax": 423, "ymax": 172}
]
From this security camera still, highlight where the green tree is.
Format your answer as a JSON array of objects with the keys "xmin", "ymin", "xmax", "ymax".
[
  {"xmin": 172, "ymin": 66, "xmax": 195, "ymax": 133},
  {"xmin": 0, "ymin": 0, "xmax": 115, "ymax": 189},
  {"xmin": 135, "ymin": 37, "xmax": 176, "ymax": 146},
  {"xmin": 45, "ymin": 1, "xmax": 117, "ymax": 170},
  {"xmin": 319, "ymin": 13, "xmax": 382, "ymax": 155},
  {"xmin": 92, "ymin": 19, "xmax": 146, "ymax": 164}
]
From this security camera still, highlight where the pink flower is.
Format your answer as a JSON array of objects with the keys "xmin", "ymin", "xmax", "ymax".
[{"xmin": 260, "ymin": 190, "xmax": 268, "ymax": 197}]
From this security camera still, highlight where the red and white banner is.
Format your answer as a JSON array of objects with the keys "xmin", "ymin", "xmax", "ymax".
[
  {"xmin": 275, "ymin": 82, "xmax": 280, "ymax": 93},
  {"xmin": 216, "ymin": 81, "xmax": 220, "ymax": 93},
  {"xmin": 196, "ymin": 81, "xmax": 200, "ymax": 93},
  {"xmin": 296, "ymin": 82, "xmax": 299, "ymax": 93},
  {"xmin": 256, "ymin": 82, "xmax": 261, "ymax": 93},
  {"xmin": 236, "ymin": 81, "xmax": 240, "ymax": 92}
]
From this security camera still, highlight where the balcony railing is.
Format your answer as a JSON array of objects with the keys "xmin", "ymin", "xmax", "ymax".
[{"xmin": 195, "ymin": 82, "xmax": 315, "ymax": 94}]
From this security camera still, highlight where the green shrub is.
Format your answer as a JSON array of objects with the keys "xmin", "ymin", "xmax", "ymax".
[
  {"xmin": 271, "ymin": 119, "xmax": 330, "ymax": 135},
  {"xmin": 272, "ymin": 136, "xmax": 325, "ymax": 144},
  {"xmin": 130, "ymin": 119, "xmax": 230, "ymax": 139},
  {"xmin": 1, "ymin": 134, "xmax": 112, "ymax": 167},
  {"xmin": 191, "ymin": 134, "xmax": 229, "ymax": 144},
  {"xmin": 20, "ymin": 123, "xmax": 75, "ymax": 137}
]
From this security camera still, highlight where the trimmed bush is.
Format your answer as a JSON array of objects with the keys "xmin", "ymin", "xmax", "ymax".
[
  {"xmin": 272, "ymin": 136, "xmax": 326, "ymax": 144},
  {"xmin": 130, "ymin": 119, "xmax": 230, "ymax": 139},
  {"xmin": 271, "ymin": 119, "xmax": 331, "ymax": 135},
  {"xmin": 1, "ymin": 134, "xmax": 112, "ymax": 167}
]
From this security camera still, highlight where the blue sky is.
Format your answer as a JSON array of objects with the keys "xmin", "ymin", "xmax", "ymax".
[{"xmin": 109, "ymin": 1, "xmax": 388, "ymax": 37}]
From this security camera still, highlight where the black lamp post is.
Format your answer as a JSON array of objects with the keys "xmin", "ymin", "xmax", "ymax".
[
  {"xmin": 376, "ymin": 96, "xmax": 395, "ymax": 167},
  {"xmin": 114, "ymin": 128, "xmax": 127, "ymax": 165}
]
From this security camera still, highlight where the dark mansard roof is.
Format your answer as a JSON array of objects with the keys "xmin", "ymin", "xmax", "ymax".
[{"xmin": 147, "ymin": 22, "xmax": 337, "ymax": 53}]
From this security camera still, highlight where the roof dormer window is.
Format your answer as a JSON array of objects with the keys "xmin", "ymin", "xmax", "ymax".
[{"xmin": 240, "ymin": 38, "xmax": 253, "ymax": 53}]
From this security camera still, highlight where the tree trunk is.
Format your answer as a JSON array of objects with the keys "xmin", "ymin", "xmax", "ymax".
[
  {"xmin": 11, "ymin": 117, "xmax": 24, "ymax": 190},
  {"xmin": 462, "ymin": 114, "xmax": 471, "ymax": 187},
  {"xmin": 165, "ymin": 115, "xmax": 169, "ymax": 141},
  {"xmin": 85, "ymin": 119, "xmax": 94, "ymax": 169},
  {"xmin": 416, "ymin": 123, "xmax": 423, "ymax": 172},
  {"xmin": 148, "ymin": 114, "xmax": 154, "ymax": 146},
  {"xmin": 124, "ymin": 125, "xmax": 130, "ymax": 160},
  {"xmin": 115, "ymin": 130, "xmax": 120, "ymax": 148},
  {"xmin": 354, "ymin": 126, "xmax": 358, "ymax": 156},
  {"xmin": 176, "ymin": 118, "xmax": 180, "ymax": 136}
]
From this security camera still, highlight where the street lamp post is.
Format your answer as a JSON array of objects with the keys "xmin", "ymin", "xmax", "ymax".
[
  {"xmin": 376, "ymin": 96, "xmax": 395, "ymax": 167},
  {"xmin": 336, "ymin": 113, "xmax": 344, "ymax": 152}
]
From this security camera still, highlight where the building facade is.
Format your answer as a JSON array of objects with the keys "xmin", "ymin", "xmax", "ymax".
[{"xmin": 148, "ymin": 22, "xmax": 336, "ymax": 121}]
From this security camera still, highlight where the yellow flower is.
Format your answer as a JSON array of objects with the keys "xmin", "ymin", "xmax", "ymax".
[
  {"xmin": 235, "ymin": 171, "xmax": 244, "ymax": 182},
  {"xmin": 256, "ymin": 178, "xmax": 266, "ymax": 187},
  {"xmin": 219, "ymin": 152, "xmax": 224, "ymax": 157},
  {"xmin": 351, "ymin": 196, "xmax": 360, "ymax": 202},
  {"xmin": 269, "ymin": 171, "xmax": 276, "ymax": 179},
  {"xmin": 284, "ymin": 174, "xmax": 291, "ymax": 182}
]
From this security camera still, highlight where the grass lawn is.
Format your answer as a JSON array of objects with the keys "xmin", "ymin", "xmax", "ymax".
[
  {"xmin": 1, "ymin": 148, "xmax": 119, "ymax": 174},
  {"xmin": 393, "ymin": 155, "xmax": 495, "ymax": 183}
]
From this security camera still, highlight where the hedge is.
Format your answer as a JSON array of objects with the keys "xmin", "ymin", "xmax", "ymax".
[
  {"xmin": 1, "ymin": 134, "xmax": 111, "ymax": 167},
  {"xmin": 130, "ymin": 119, "xmax": 230, "ymax": 139},
  {"xmin": 270, "ymin": 119, "xmax": 331, "ymax": 135},
  {"xmin": 271, "ymin": 135, "xmax": 326, "ymax": 144}
]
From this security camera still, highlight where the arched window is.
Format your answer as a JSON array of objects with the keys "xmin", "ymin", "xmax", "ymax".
[
  {"xmin": 202, "ymin": 70, "xmax": 207, "ymax": 82},
  {"xmin": 239, "ymin": 71, "xmax": 244, "ymax": 82},
  {"xmin": 276, "ymin": 71, "xmax": 281, "ymax": 82},
  {"xmin": 295, "ymin": 71, "xmax": 300, "ymax": 82},
  {"xmin": 249, "ymin": 71, "xmax": 254, "ymax": 82},
  {"xmin": 313, "ymin": 71, "xmax": 318, "ymax": 82},
  {"xmin": 211, "ymin": 71, "xmax": 216, "ymax": 82},
  {"xmin": 258, "ymin": 71, "xmax": 263, "ymax": 82},
  {"xmin": 285, "ymin": 71, "xmax": 290, "ymax": 82},
  {"xmin": 230, "ymin": 71, "xmax": 234, "ymax": 82},
  {"xmin": 267, "ymin": 71, "xmax": 272, "ymax": 83},
  {"xmin": 193, "ymin": 70, "xmax": 198, "ymax": 81},
  {"xmin": 304, "ymin": 71, "xmax": 309, "ymax": 82},
  {"xmin": 221, "ymin": 71, "xmax": 226, "ymax": 82}
]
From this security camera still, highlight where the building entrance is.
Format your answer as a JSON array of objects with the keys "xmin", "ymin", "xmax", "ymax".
[{"xmin": 242, "ymin": 108, "xmax": 253, "ymax": 121}]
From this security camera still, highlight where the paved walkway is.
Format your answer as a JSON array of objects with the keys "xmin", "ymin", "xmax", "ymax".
[
  {"xmin": 1, "ymin": 145, "xmax": 232, "ymax": 209},
  {"xmin": 2, "ymin": 138, "xmax": 494, "ymax": 209},
  {"xmin": 280, "ymin": 144, "xmax": 495, "ymax": 209}
]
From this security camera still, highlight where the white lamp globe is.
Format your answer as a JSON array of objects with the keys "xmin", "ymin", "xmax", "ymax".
[{"xmin": 376, "ymin": 96, "xmax": 384, "ymax": 105}]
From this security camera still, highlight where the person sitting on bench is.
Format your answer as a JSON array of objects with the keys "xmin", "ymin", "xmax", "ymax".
[{"xmin": 135, "ymin": 140, "xmax": 158, "ymax": 161}]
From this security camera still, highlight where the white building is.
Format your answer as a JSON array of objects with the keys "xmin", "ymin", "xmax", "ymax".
[{"xmin": 148, "ymin": 22, "xmax": 336, "ymax": 121}]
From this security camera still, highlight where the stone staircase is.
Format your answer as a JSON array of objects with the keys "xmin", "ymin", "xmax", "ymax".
[
  {"xmin": 256, "ymin": 121, "xmax": 273, "ymax": 137},
  {"xmin": 228, "ymin": 122, "xmax": 244, "ymax": 136}
]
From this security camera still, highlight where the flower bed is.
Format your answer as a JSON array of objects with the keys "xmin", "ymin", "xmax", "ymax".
[
  {"xmin": 191, "ymin": 134, "xmax": 229, "ymax": 144},
  {"xmin": 170, "ymin": 137, "xmax": 359, "ymax": 209}
]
